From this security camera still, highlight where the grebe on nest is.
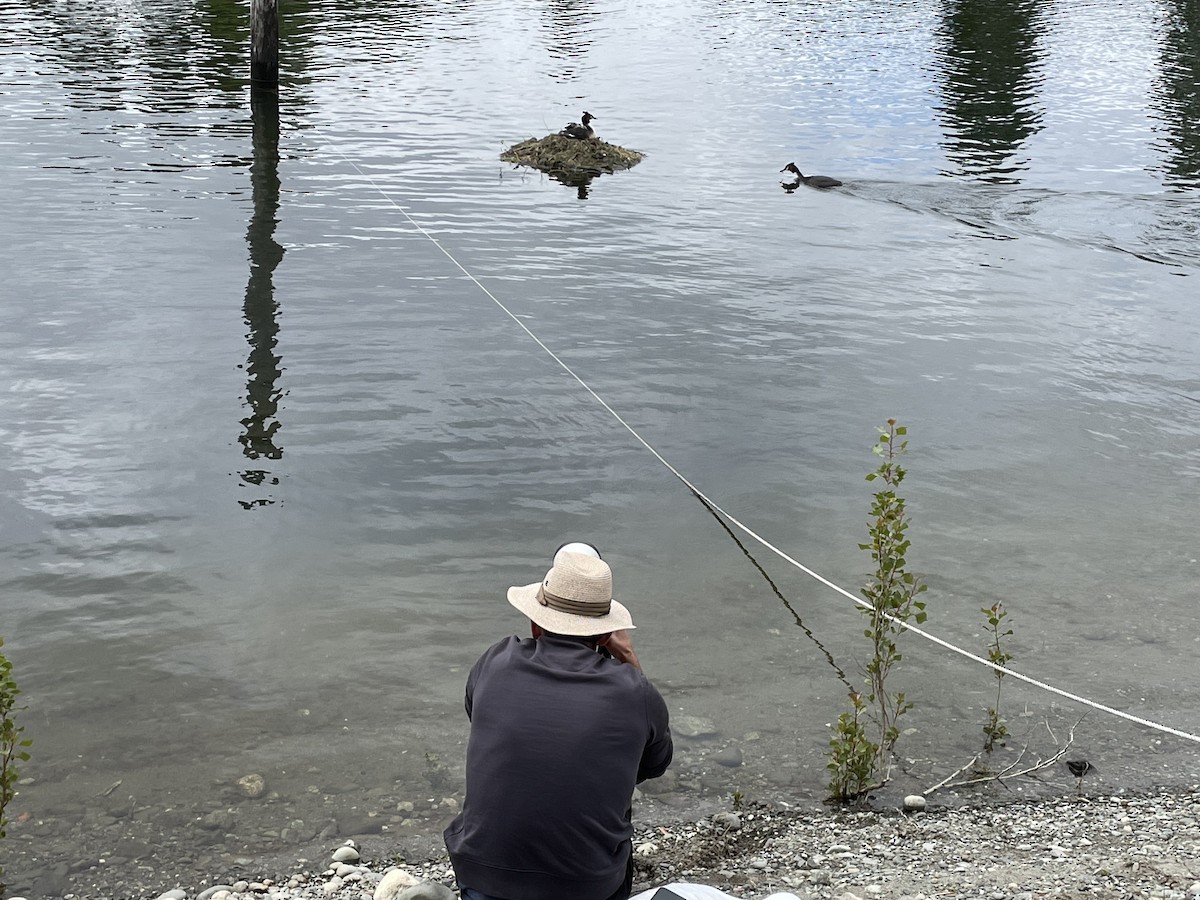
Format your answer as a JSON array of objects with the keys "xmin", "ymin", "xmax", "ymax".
[{"xmin": 560, "ymin": 111, "xmax": 597, "ymax": 140}]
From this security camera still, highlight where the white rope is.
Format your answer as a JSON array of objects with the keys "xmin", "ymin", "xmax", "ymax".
[{"xmin": 332, "ymin": 149, "xmax": 1200, "ymax": 747}]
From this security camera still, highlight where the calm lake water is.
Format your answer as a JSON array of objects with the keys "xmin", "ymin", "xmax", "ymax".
[{"xmin": 3, "ymin": 0, "xmax": 1199, "ymax": 889}]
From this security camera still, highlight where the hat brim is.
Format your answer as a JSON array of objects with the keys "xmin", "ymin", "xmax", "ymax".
[{"xmin": 507, "ymin": 582, "xmax": 636, "ymax": 636}]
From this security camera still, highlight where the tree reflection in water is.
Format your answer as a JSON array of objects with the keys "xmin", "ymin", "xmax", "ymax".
[
  {"xmin": 933, "ymin": 0, "xmax": 1047, "ymax": 184},
  {"xmin": 1153, "ymin": 0, "xmax": 1200, "ymax": 189}
]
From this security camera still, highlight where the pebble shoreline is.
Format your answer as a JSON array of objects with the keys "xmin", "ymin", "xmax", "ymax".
[{"xmin": 10, "ymin": 787, "xmax": 1198, "ymax": 900}]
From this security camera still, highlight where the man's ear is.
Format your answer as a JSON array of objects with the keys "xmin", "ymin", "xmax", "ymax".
[
  {"xmin": 530, "ymin": 622, "xmax": 544, "ymax": 639},
  {"xmin": 595, "ymin": 632, "xmax": 613, "ymax": 648}
]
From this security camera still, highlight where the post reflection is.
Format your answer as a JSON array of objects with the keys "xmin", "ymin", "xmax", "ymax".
[
  {"xmin": 933, "ymin": 0, "xmax": 1046, "ymax": 183},
  {"xmin": 237, "ymin": 87, "xmax": 285, "ymax": 509},
  {"xmin": 540, "ymin": 0, "xmax": 599, "ymax": 81},
  {"xmin": 551, "ymin": 169, "xmax": 598, "ymax": 200},
  {"xmin": 1152, "ymin": 0, "xmax": 1200, "ymax": 189}
]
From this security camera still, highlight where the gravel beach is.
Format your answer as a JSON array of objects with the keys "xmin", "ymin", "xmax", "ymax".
[{"xmin": 7, "ymin": 787, "xmax": 1198, "ymax": 900}]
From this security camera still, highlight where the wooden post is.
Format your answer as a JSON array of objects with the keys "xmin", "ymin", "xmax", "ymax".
[{"xmin": 250, "ymin": 0, "xmax": 279, "ymax": 89}]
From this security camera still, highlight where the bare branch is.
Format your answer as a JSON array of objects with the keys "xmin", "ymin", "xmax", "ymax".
[
  {"xmin": 923, "ymin": 715, "xmax": 1086, "ymax": 795},
  {"xmin": 922, "ymin": 753, "xmax": 982, "ymax": 796}
]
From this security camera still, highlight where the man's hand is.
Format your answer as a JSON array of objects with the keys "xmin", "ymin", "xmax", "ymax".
[{"xmin": 598, "ymin": 630, "xmax": 642, "ymax": 670}]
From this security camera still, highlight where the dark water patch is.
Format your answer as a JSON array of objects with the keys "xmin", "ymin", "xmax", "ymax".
[
  {"xmin": 7, "ymin": 570, "xmax": 193, "ymax": 601},
  {"xmin": 49, "ymin": 512, "xmax": 188, "ymax": 531}
]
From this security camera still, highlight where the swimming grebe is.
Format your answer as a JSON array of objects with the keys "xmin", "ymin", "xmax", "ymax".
[
  {"xmin": 560, "ymin": 111, "xmax": 597, "ymax": 140},
  {"xmin": 781, "ymin": 162, "xmax": 843, "ymax": 189}
]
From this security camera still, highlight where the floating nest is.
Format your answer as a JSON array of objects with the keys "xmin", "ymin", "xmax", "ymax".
[{"xmin": 500, "ymin": 133, "xmax": 645, "ymax": 183}]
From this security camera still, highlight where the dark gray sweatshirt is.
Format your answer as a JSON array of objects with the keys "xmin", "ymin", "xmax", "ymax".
[{"xmin": 444, "ymin": 634, "xmax": 674, "ymax": 900}]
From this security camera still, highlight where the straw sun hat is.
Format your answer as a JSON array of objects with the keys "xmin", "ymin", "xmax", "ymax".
[{"xmin": 507, "ymin": 551, "xmax": 635, "ymax": 636}]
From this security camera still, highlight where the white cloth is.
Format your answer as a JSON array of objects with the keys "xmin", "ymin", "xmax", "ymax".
[
  {"xmin": 629, "ymin": 884, "xmax": 802, "ymax": 900},
  {"xmin": 552, "ymin": 541, "xmax": 602, "ymax": 566}
]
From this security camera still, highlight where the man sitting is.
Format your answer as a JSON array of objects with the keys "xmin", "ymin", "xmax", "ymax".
[{"xmin": 444, "ymin": 548, "xmax": 674, "ymax": 900}]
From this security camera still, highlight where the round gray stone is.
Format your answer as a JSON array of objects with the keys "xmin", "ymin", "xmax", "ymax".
[
  {"xmin": 713, "ymin": 745, "xmax": 744, "ymax": 768},
  {"xmin": 673, "ymin": 715, "xmax": 719, "ymax": 738}
]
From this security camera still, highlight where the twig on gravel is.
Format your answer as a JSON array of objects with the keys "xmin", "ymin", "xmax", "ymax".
[{"xmin": 96, "ymin": 780, "xmax": 122, "ymax": 797}]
